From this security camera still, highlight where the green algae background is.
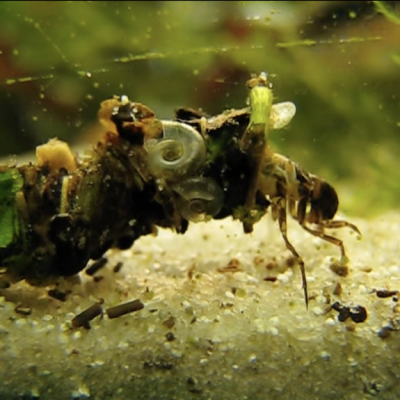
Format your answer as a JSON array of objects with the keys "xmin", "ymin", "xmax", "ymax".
[{"xmin": 0, "ymin": 1, "xmax": 400, "ymax": 216}]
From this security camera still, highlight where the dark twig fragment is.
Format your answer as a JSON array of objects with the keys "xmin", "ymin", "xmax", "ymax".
[
  {"xmin": 106, "ymin": 299, "xmax": 144, "ymax": 319},
  {"xmin": 85, "ymin": 257, "xmax": 108, "ymax": 276},
  {"xmin": 71, "ymin": 301, "xmax": 103, "ymax": 329}
]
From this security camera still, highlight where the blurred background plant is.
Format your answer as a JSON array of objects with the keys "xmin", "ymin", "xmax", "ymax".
[{"xmin": 0, "ymin": 1, "xmax": 399, "ymax": 216}]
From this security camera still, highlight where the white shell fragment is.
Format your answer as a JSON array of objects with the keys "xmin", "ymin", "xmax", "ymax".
[{"xmin": 270, "ymin": 101, "xmax": 296, "ymax": 130}]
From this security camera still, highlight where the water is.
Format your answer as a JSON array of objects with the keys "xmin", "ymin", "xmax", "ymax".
[{"xmin": 0, "ymin": 2, "xmax": 400, "ymax": 399}]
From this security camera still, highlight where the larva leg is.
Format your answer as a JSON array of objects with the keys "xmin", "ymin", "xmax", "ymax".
[
  {"xmin": 322, "ymin": 220, "xmax": 361, "ymax": 236},
  {"xmin": 301, "ymin": 224, "xmax": 346, "ymax": 260},
  {"xmin": 275, "ymin": 197, "xmax": 308, "ymax": 307},
  {"xmin": 301, "ymin": 219, "xmax": 361, "ymax": 261}
]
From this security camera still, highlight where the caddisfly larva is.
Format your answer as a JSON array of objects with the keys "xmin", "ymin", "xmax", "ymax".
[
  {"xmin": 0, "ymin": 73, "xmax": 359, "ymax": 307},
  {"xmin": 257, "ymin": 151, "xmax": 361, "ymax": 306}
]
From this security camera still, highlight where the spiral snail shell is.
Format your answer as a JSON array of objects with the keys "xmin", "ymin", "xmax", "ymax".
[
  {"xmin": 144, "ymin": 120, "xmax": 206, "ymax": 182},
  {"xmin": 171, "ymin": 177, "xmax": 224, "ymax": 222}
]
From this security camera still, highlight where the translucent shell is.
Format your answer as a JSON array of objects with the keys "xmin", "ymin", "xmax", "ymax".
[
  {"xmin": 270, "ymin": 101, "xmax": 296, "ymax": 130},
  {"xmin": 171, "ymin": 177, "xmax": 224, "ymax": 222},
  {"xmin": 144, "ymin": 121, "xmax": 206, "ymax": 182}
]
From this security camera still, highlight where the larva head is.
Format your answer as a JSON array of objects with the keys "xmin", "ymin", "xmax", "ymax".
[{"xmin": 306, "ymin": 175, "xmax": 339, "ymax": 224}]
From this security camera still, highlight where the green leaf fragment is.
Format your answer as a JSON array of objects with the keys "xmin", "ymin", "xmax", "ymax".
[
  {"xmin": 0, "ymin": 169, "xmax": 24, "ymax": 248},
  {"xmin": 248, "ymin": 84, "xmax": 273, "ymax": 128},
  {"xmin": 0, "ymin": 168, "xmax": 23, "ymax": 198},
  {"xmin": 0, "ymin": 206, "xmax": 16, "ymax": 248}
]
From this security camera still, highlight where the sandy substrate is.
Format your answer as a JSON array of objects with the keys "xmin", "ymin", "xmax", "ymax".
[{"xmin": 1, "ymin": 211, "xmax": 400, "ymax": 400}]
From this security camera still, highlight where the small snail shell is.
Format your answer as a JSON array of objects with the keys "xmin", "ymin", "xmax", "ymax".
[
  {"xmin": 171, "ymin": 177, "xmax": 224, "ymax": 222},
  {"xmin": 144, "ymin": 121, "xmax": 206, "ymax": 182}
]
